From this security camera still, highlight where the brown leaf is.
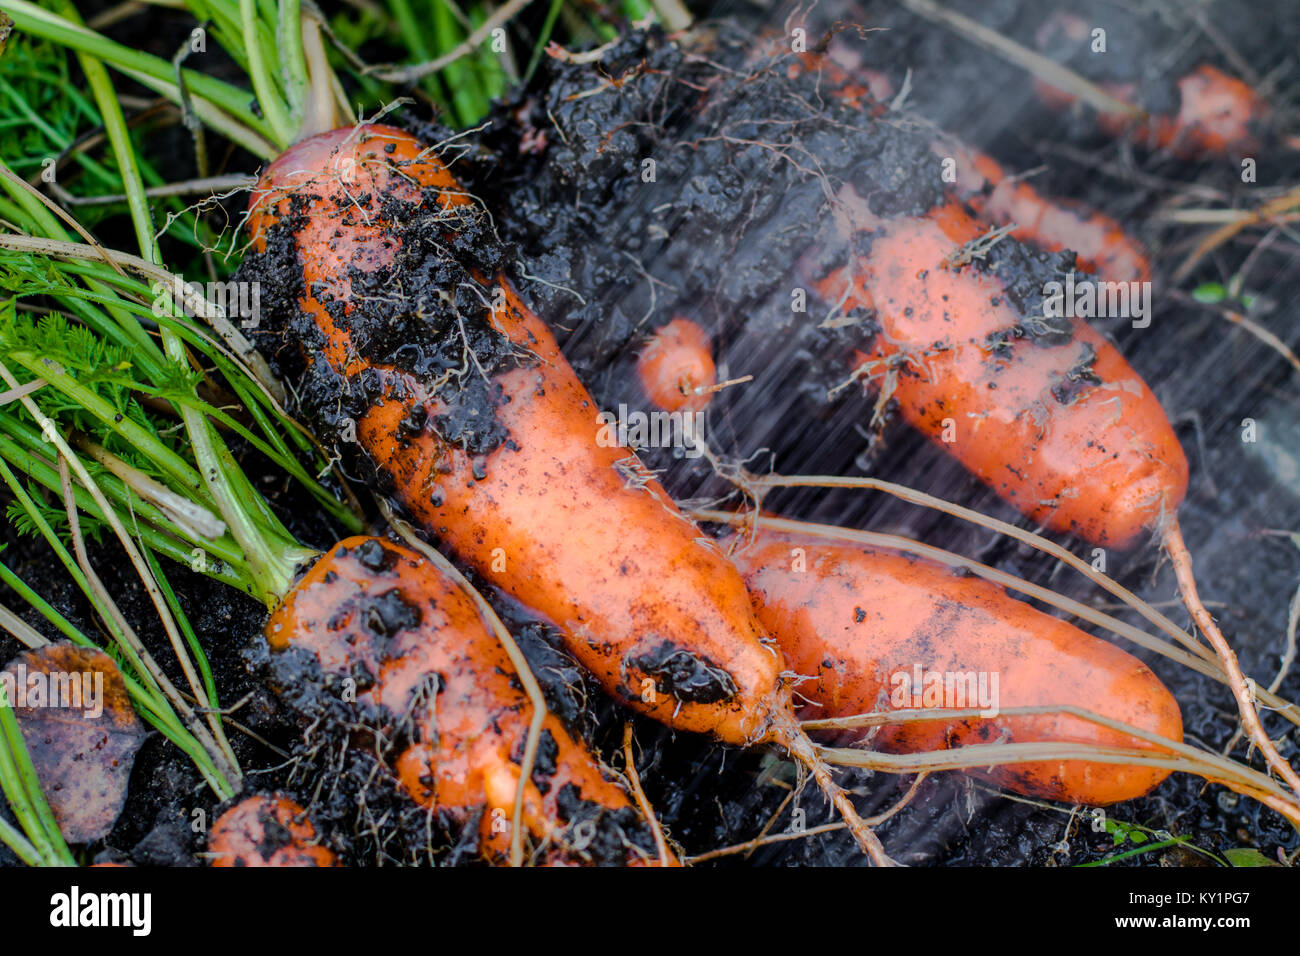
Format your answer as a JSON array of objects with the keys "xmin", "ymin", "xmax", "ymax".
[{"xmin": 1, "ymin": 642, "xmax": 145, "ymax": 843}]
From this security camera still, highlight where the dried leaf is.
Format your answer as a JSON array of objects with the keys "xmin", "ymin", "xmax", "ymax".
[{"xmin": 1, "ymin": 642, "xmax": 145, "ymax": 843}]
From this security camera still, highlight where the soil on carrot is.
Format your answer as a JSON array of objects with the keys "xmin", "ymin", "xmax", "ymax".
[
  {"xmin": 3, "ymin": 0, "xmax": 1300, "ymax": 866},
  {"xmin": 237, "ymin": 171, "xmax": 525, "ymax": 481}
]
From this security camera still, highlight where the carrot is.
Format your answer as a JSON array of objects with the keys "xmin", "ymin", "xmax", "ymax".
[
  {"xmin": 811, "ymin": 201, "xmax": 1300, "ymax": 804},
  {"xmin": 814, "ymin": 202, "xmax": 1187, "ymax": 549},
  {"xmin": 267, "ymin": 535, "xmax": 671, "ymax": 866},
  {"xmin": 1034, "ymin": 13, "xmax": 1268, "ymax": 158},
  {"xmin": 725, "ymin": 526, "xmax": 1183, "ymax": 804},
  {"xmin": 208, "ymin": 794, "xmax": 336, "ymax": 867},
  {"xmin": 245, "ymin": 123, "xmax": 890, "ymax": 863},
  {"xmin": 795, "ymin": 48, "xmax": 1151, "ymax": 284},
  {"xmin": 943, "ymin": 141, "xmax": 1151, "ymax": 284},
  {"xmin": 637, "ymin": 317, "xmax": 717, "ymax": 412}
]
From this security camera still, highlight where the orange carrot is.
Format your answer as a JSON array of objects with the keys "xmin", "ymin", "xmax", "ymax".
[
  {"xmin": 267, "ymin": 536, "xmax": 670, "ymax": 866},
  {"xmin": 209, "ymin": 794, "xmax": 336, "ymax": 867},
  {"xmin": 637, "ymin": 317, "xmax": 717, "ymax": 412},
  {"xmin": 726, "ymin": 526, "xmax": 1183, "ymax": 804},
  {"xmin": 246, "ymin": 124, "xmax": 890, "ymax": 863},
  {"xmin": 814, "ymin": 201, "xmax": 1187, "ymax": 548},
  {"xmin": 1034, "ymin": 13, "xmax": 1268, "ymax": 158}
]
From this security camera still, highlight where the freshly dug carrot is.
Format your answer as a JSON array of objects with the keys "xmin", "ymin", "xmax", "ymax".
[
  {"xmin": 208, "ymin": 794, "xmax": 336, "ymax": 867},
  {"xmin": 943, "ymin": 141, "xmax": 1151, "ymax": 284},
  {"xmin": 247, "ymin": 124, "xmax": 782, "ymax": 742},
  {"xmin": 1034, "ymin": 13, "xmax": 1268, "ymax": 158},
  {"xmin": 727, "ymin": 527, "xmax": 1183, "ymax": 804},
  {"xmin": 246, "ymin": 124, "xmax": 889, "ymax": 862},
  {"xmin": 266, "ymin": 536, "xmax": 669, "ymax": 866},
  {"xmin": 637, "ymin": 317, "xmax": 717, "ymax": 412},
  {"xmin": 814, "ymin": 202, "xmax": 1188, "ymax": 548}
]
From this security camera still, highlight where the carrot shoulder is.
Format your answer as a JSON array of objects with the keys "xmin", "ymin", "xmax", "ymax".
[{"xmin": 209, "ymin": 794, "xmax": 336, "ymax": 867}]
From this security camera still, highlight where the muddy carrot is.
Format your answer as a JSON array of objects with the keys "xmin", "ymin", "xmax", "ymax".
[
  {"xmin": 209, "ymin": 794, "xmax": 336, "ymax": 867},
  {"xmin": 813, "ymin": 201, "xmax": 1187, "ymax": 548},
  {"xmin": 267, "ymin": 535, "xmax": 669, "ymax": 866}
]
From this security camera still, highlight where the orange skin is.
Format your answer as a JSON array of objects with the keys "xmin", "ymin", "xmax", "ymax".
[
  {"xmin": 637, "ymin": 317, "xmax": 717, "ymax": 412},
  {"xmin": 1037, "ymin": 66, "xmax": 1266, "ymax": 158},
  {"xmin": 1033, "ymin": 15, "xmax": 1266, "ymax": 157},
  {"xmin": 787, "ymin": 52, "xmax": 894, "ymax": 115},
  {"xmin": 267, "ymin": 536, "xmax": 671, "ymax": 866},
  {"xmin": 728, "ymin": 529, "xmax": 1184, "ymax": 805},
  {"xmin": 209, "ymin": 795, "xmax": 336, "ymax": 867},
  {"xmin": 816, "ymin": 204, "xmax": 1188, "ymax": 548},
  {"xmin": 247, "ymin": 125, "xmax": 789, "ymax": 745},
  {"xmin": 944, "ymin": 143, "xmax": 1151, "ymax": 284}
]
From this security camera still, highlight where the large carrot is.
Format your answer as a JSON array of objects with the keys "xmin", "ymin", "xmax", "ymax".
[
  {"xmin": 726, "ymin": 527, "xmax": 1183, "ymax": 805},
  {"xmin": 814, "ymin": 201, "xmax": 1186, "ymax": 549},
  {"xmin": 267, "ymin": 535, "xmax": 669, "ymax": 866},
  {"xmin": 244, "ymin": 124, "xmax": 890, "ymax": 863}
]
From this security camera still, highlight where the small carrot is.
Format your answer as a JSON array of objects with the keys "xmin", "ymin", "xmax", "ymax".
[
  {"xmin": 637, "ymin": 317, "xmax": 717, "ymax": 412},
  {"xmin": 267, "ymin": 535, "xmax": 670, "ymax": 866},
  {"xmin": 245, "ymin": 124, "xmax": 890, "ymax": 863},
  {"xmin": 726, "ymin": 525, "xmax": 1183, "ymax": 804},
  {"xmin": 1034, "ymin": 13, "xmax": 1269, "ymax": 158},
  {"xmin": 209, "ymin": 794, "xmax": 336, "ymax": 867}
]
